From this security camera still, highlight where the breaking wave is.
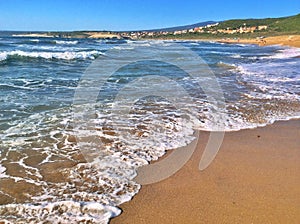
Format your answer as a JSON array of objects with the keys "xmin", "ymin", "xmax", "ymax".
[{"xmin": 0, "ymin": 50, "xmax": 104, "ymax": 61}]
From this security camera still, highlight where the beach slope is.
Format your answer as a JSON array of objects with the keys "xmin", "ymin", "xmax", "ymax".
[
  {"xmin": 219, "ymin": 35, "xmax": 300, "ymax": 48},
  {"xmin": 112, "ymin": 120, "xmax": 300, "ymax": 224}
]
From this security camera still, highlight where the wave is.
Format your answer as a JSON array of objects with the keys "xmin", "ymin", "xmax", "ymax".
[
  {"xmin": 236, "ymin": 62, "xmax": 300, "ymax": 101},
  {"xmin": 216, "ymin": 61, "xmax": 237, "ymax": 69},
  {"xmin": 16, "ymin": 39, "xmax": 79, "ymax": 45},
  {"xmin": 113, "ymin": 46, "xmax": 135, "ymax": 50},
  {"xmin": 235, "ymin": 43, "xmax": 251, "ymax": 47},
  {"xmin": 1, "ymin": 39, "xmax": 300, "ymax": 224},
  {"xmin": 0, "ymin": 201, "xmax": 121, "ymax": 223},
  {"xmin": 18, "ymin": 39, "xmax": 55, "ymax": 45},
  {"xmin": 55, "ymin": 40, "xmax": 79, "ymax": 45},
  {"xmin": 262, "ymin": 48, "xmax": 300, "ymax": 59},
  {"xmin": 29, "ymin": 39, "xmax": 40, "ymax": 42},
  {"xmin": 0, "ymin": 50, "xmax": 104, "ymax": 61},
  {"xmin": 231, "ymin": 54, "xmax": 242, "ymax": 58},
  {"xmin": 0, "ymin": 52, "xmax": 7, "ymax": 61},
  {"xmin": 18, "ymin": 44, "xmax": 90, "ymax": 52},
  {"xmin": 0, "ymin": 84, "xmax": 34, "ymax": 91}
]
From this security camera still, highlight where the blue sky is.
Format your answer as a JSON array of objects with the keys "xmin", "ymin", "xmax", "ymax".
[{"xmin": 0, "ymin": 0, "xmax": 299, "ymax": 31}]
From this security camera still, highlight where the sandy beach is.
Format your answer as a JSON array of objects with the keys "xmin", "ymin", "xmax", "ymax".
[
  {"xmin": 111, "ymin": 120, "xmax": 300, "ymax": 224},
  {"xmin": 217, "ymin": 35, "xmax": 300, "ymax": 48},
  {"xmin": 153, "ymin": 35, "xmax": 300, "ymax": 48}
]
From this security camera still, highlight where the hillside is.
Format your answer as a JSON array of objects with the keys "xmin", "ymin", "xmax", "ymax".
[
  {"xmin": 216, "ymin": 14, "xmax": 300, "ymax": 32},
  {"xmin": 3, "ymin": 14, "xmax": 299, "ymax": 39},
  {"xmin": 147, "ymin": 13, "xmax": 300, "ymax": 40},
  {"xmin": 139, "ymin": 21, "xmax": 218, "ymax": 32}
]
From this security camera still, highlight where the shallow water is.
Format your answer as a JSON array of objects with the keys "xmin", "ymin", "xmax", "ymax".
[{"xmin": 0, "ymin": 35, "xmax": 299, "ymax": 223}]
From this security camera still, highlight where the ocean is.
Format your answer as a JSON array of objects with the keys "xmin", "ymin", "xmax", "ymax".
[{"xmin": 0, "ymin": 35, "xmax": 299, "ymax": 223}]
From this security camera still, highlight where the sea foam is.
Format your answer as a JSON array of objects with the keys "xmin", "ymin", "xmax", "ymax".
[
  {"xmin": 0, "ymin": 50, "xmax": 104, "ymax": 60},
  {"xmin": 0, "ymin": 38, "xmax": 299, "ymax": 224},
  {"xmin": 262, "ymin": 48, "xmax": 300, "ymax": 59},
  {"xmin": 55, "ymin": 40, "xmax": 79, "ymax": 45}
]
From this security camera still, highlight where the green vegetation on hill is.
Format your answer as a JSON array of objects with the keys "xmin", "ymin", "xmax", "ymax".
[
  {"xmin": 216, "ymin": 14, "xmax": 300, "ymax": 32},
  {"xmin": 217, "ymin": 18, "xmax": 275, "ymax": 29},
  {"xmin": 9, "ymin": 14, "xmax": 299, "ymax": 40},
  {"xmin": 269, "ymin": 14, "xmax": 300, "ymax": 32},
  {"xmin": 149, "ymin": 14, "xmax": 300, "ymax": 40}
]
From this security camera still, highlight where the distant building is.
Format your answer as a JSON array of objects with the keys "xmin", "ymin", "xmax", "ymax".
[
  {"xmin": 258, "ymin": 25, "xmax": 268, "ymax": 30},
  {"xmin": 173, "ymin": 30, "xmax": 182, "ymax": 35},
  {"xmin": 194, "ymin": 27, "xmax": 203, "ymax": 32},
  {"xmin": 249, "ymin": 26, "xmax": 257, "ymax": 33}
]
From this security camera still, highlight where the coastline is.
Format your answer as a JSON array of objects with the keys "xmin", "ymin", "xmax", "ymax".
[
  {"xmin": 216, "ymin": 35, "xmax": 300, "ymax": 48},
  {"xmin": 9, "ymin": 32, "xmax": 300, "ymax": 48},
  {"xmin": 111, "ymin": 119, "xmax": 300, "ymax": 223},
  {"xmin": 146, "ymin": 34, "xmax": 300, "ymax": 48}
]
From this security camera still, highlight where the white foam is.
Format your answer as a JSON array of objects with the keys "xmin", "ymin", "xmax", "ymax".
[
  {"xmin": 217, "ymin": 61, "xmax": 236, "ymax": 68},
  {"xmin": 236, "ymin": 59, "xmax": 300, "ymax": 100},
  {"xmin": 262, "ymin": 48, "xmax": 300, "ymax": 59},
  {"xmin": 113, "ymin": 46, "xmax": 135, "ymax": 50},
  {"xmin": 0, "ymin": 201, "xmax": 121, "ymax": 224},
  {"xmin": 0, "ymin": 52, "xmax": 7, "ymax": 61},
  {"xmin": 0, "ymin": 50, "xmax": 104, "ymax": 60},
  {"xmin": 21, "ymin": 45, "xmax": 86, "ymax": 51},
  {"xmin": 29, "ymin": 39, "xmax": 40, "ymax": 42},
  {"xmin": 231, "ymin": 54, "xmax": 242, "ymax": 58},
  {"xmin": 0, "ymin": 165, "xmax": 6, "ymax": 178},
  {"xmin": 236, "ymin": 44, "xmax": 249, "ymax": 47},
  {"xmin": 1, "ymin": 39, "xmax": 300, "ymax": 224},
  {"xmin": 55, "ymin": 40, "xmax": 79, "ymax": 45}
]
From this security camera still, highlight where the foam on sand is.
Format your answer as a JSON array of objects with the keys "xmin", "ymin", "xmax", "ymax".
[
  {"xmin": 0, "ymin": 38, "xmax": 299, "ymax": 223},
  {"xmin": 0, "ymin": 165, "xmax": 6, "ymax": 178},
  {"xmin": 0, "ymin": 201, "xmax": 121, "ymax": 223}
]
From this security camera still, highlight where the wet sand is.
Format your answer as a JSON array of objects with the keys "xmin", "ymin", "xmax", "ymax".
[{"xmin": 111, "ymin": 120, "xmax": 300, "ymax": 224}]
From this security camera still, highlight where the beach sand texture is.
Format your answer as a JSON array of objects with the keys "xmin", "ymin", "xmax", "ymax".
[
  {"xmin": 111, "ymin": 120, "xmax": 300, "ymax": 224},
  {"xmin": 219, "ymin": 35, "xmax": 300, "ymax": 48}
]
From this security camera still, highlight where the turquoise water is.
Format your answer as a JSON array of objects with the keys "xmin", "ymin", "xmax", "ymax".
[{"xmin": 0, "ymin": 35, "xmax": 299, "ymax": 223}]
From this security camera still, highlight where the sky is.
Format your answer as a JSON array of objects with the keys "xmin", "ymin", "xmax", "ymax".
[{"xmin": 0, "ymin": 0, "xmax": 299, "ymax": 31}]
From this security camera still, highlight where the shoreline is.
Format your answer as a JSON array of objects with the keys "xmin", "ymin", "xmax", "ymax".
[
  {"xmin": 111, "ymin": 119, "xmax": 300, "ymax": 223},
  {"xmin": 9, "ymin": 32, "xmax": 300, "ymax": 48},
  {"xmin": 145, "ymin": 34, "xmax": 300, "ymax": 48},
  {"xmin": 216, "ymin": 35, "xmax": 300, "ymax": 48},
  {"xmin": 8, "ymin": 32, "xmax": 300, "ymax": 48}
]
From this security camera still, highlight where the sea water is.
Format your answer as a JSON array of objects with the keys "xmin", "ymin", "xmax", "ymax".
[{"xmin": 0, "ymin": 34, "xmax": 299, "ymax": 223}]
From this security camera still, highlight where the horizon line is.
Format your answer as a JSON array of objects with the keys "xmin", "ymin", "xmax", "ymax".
[{"xmin": 1, "ymin": 13, "xmax": 298, "ymax": 33}]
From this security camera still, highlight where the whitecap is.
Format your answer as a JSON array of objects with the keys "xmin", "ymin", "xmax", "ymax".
[
  {"xmin": 55, "ymin": 40, "xmax": 79, "ymax": 45},
  {"xmin": 113, "ymin": 46, "xmax": 134, "ymax": 50},
  {"xmin": 216, "ymin": 61, "xmax": 236, "ymax": 68},
  {"xmin": 231, "ymin": 54, "xmax": 242, "ymax": 58},
  {"xmin": 262, "ymin": 48, "xmax": 300, "ymax": 59},
  {"xmin": 0, "ymin": 50, "xmax": 104, "ymax": 60},
  {"xmin": 29, "ymin": 39, "xmax": 40, "ymax": 42},
  {"xmin": 0, "ymin": 52, "xmax": 7, "ymax": 61}
]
